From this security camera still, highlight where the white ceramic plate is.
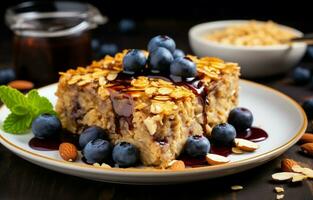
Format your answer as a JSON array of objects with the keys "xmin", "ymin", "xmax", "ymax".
[{"xmin": 0, "ymin": 80, "xmax": 306, "ymax": 184}]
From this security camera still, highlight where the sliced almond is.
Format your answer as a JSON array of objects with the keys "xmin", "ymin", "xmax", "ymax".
[
  {"xmin": 167, "ymin": 160, "xmax": 185, "ymax": 170},
  {"xmin": 274, "ymin": 187, "xmax": 284, "ymax": 193},
  {"xmin": 206, "ymin": 153, "xmax": 230, "ymax": 165},
  {"xmin": 272, "ymin": 172, "xmax": 299, "ymax": 181},
  {"xmin": 276, "ymin": 194, "xmax": 284, "ymax": 200},
  {"xmin": 291, "ymin": 174, "xmax": 307, "ymax": 182},
  {"xmin": 231, "ymin": 185, "xmax": 243, "ymax": 191},
  {"xmin": 292, "ymin": 166, "xmax": 313, "ymax": 178},
  {"xmin": 231, "ymin": 147, "xmax": 244, "ymax": 154},
  {"xmin": 234, "ymin": 138, "xmax": 259, "ymax": 152}
]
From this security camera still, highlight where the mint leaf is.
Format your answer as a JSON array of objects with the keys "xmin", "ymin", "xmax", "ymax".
[
  {"xmin": 27, "ymin": 89, "xmax": 56, "ymax": 116},
  {"xmin": 0, "ymin": 86, "xmax": 29, "ymax": 110},
  {"xmin": 3, "ymin": 113, "xmax": 32, "ymax": 134},
  {"xmin": 12, "ymin": 105, "xmax": 30, "ymax": 116}
]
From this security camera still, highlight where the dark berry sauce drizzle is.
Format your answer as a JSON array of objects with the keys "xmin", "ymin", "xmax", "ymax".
[{"xmin": 180, "ymin": 127, "xmax": 268, "ymax": 167}]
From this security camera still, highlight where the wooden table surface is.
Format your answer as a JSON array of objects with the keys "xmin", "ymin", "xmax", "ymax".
[{"xmin": 0, "ymin": 20, "xmax": 312, "ymax": 200}]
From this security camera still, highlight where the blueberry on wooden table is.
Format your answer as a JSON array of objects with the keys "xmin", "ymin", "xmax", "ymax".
[
  {"xmin": 0, "ymin": 68, "xmax": 16, "ymax": 85},
  {"xmin": 292, "ymin": 67, "xmax": 311, "ymax": 85},
  {"xmin": 302, "ymin": 98, "xmax": 313, "ymax": 119}
]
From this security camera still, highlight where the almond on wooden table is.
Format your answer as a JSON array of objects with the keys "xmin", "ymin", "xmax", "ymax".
[
  {"xmin": 281, "ymin": 159, "xmax": 299, "ymax": 172},
  {"xmin": 299, "ymin": 133, "xmax": 313, "ymax": 143},
  {"xmin": 300, "ymin": 143, "xmax": 313, "ymax": 156},
  {"xmin": 59, "ymin": 142, "xmax": 78, "ymax": 162}
]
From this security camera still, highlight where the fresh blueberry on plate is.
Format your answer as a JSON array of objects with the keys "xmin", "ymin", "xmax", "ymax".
[
  {"xmin": 170, "ymin": 57, "xmax": 197, "ymax": 78},
  {"xmin": 83, "ymin": 139, "xmax": 112, "ymax": 164},
  {"xmin": 185, "ymin": 135, "xmax": 210, "ymax": 157},
  {"xmin": 112, "ymin": 142, "xmax": 139, "ymax": 167},
  {"xmin": 228, "ymin": 107, "xmax": 253, "ymax": 132},
  {"xmin": 147, "ymin": 35, "xmax": 176, "ymax": 53},
  {"xmin": 211, "ymin": 123, "xmax": 236, "ymax": 146},
  {"xmin": 79, "ymin": 126, "xmax": 107, "ymax": 148},
  {"xmin": 302, "ymin": 98, "xmax": 313, "ymax": 119},
  {"xmin": 31, "ymin": 114, "xmax": 62, "ymax": 139},
  {"xmin": 173, "ymin": 49, "xmax": 185, "ymax": 59},
  {"xmin": 292, "ymin": 67, "xmax": 311, "ymax": 85},
  {"xmin": 118, "ymin": 19, "xmax": 136, "ymax": 33},
  {"xmin": 0, "ymin": 68, "xmax": 16, "ymax": 85},
  {"xmin": 148, "ymin": 47, "xmax": 174, "ymax": 73},
  {"xmin": 123, "ymin": 49, "xmax": 147, "ymax": 75}
]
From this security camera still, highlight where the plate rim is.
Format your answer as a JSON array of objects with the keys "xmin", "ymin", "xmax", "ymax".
[{"xmin": 0, "ymin": 79, "xmax": 307, "ymax": 175}]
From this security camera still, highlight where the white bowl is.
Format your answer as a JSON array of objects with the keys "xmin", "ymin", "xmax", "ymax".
[{"xmin": 189, "ymin": 20, "xmax": 307, "ymax": 78}]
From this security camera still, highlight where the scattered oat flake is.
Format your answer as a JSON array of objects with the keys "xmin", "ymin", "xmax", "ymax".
[
  {"xmin": 276, "ymin": 194, "xmax": 284, "ymax": 200},
  {"xmin": 231, "ymin": 185, "xmax": 243, "ymax": 191},
  {"xmin": 274, "ymin": 187, "xmax": 284, "ymax": 193}
]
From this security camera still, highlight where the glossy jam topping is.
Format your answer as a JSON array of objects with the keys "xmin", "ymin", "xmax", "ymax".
[
  {"xmin": 29, "ymin": 130, "xmax": 79, "ymax": 151},
  {"xmin": 180, "ymin": 126, "xmax": 268, "ymax": 167}
]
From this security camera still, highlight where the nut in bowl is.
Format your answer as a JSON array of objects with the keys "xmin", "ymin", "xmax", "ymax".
[{"xmin": 189, "ymin": 20, "xmax": 307, "ymax": 78}]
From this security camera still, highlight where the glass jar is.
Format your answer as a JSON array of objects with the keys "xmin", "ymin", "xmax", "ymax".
[{"xmin": 5, "ymin": 1, "xmax": 107, "ymax": 85}]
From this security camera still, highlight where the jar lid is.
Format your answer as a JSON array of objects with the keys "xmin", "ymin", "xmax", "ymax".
[{"xmin": 5, "ymin": 1, "xmax": 107, "ymax": 37}]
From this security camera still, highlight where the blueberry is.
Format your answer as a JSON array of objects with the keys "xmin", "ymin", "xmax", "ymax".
[
  {"xmin": 91, "ymin": 39, "xmax": 101, "ymax": 51},
  {"xmin": 31, "ymin": 114, "xmax": 61, "ymax": 139},
  {"xmin": 112, "ymin": 142, "xmax": 139, "ymax": 167},
  {"xmin": 228, "ymin": 107, "xmax": 253, "ymax": 132},
  {"xmin": 148, "ymin": 47, "xmax": 174, "ymax": 73},
  {"xmin": 122, "ymin": 49, "xmax": 147, "ymax": 75},
  {"xmin": 302, "ymin": 98, "xmax": 313, "ymax": 119},
  {"xmin": 173, "ymin": 49, "xmax": 185, "ymax": 59},
  {"xmin": 83, "ymin": 139, "xmax": 112, "ymax": 164},
  {"xmin": 99, "ymin": 43, "xmax": 118, "ymax": 57},
  {"xmin": 170, "ymin": 57, "xmax": 197, "ymax": 78},
  {"xmin": 307, "ymin": 46, "xmax": 313, "ymax": 59},
  {"xmin": 0, "ymin": 68, "xmax": 16, "ymax": 85},
  {"xmin": 292, "ymin": 67, "xmax": 311, "ymax": 85},
  {"xmin": 79, "ymin": 126, "xmax": 107, "ymax": 148},
  {"xmin": 211, "ymin": 123, "xmax": 236, "ymax": 146},
  {"xmin": 185, "ymin": 135, "xmax": 210, "ymax": 157},
  {"xmin": 118, "ymin": 19, "xmax": 136, "ymax": 33},
  {"xmin": 147, "ymin": 35, "xmax": 176, "ymax": 53}
]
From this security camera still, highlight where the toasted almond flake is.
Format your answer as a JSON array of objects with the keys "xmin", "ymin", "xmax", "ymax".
[
  {"xmin": 292, "ymin": 166, "xmax": 313, "ymax": 178},
  {"xmin": 145, "ymin": 87, "xmax": 157, "ymax": 96},
  {"xmin": 144, "ymin": 117, "xmax": 157, "ymax": 135},
  {"xmin": 158, "ymin": 87, "xmax": 173, "ymax": 95},
  {"xmin": 272, "ymin": 172, "xmax": 300, "ymax": 181},
  {"xmin": 292, "ymin": 174, "xmax": 307, "ymax": 182},
  {"xmin": 150, "ymin": 103, "xmax": 163, "ymax": 114},
  {"xmin": 206, "ymin": 153, "xmax": 230, "ymax": 165},
  {"xmin": 100, "ymin": 163, "xmax": 112, "ymax": 168},
  {"xmin": 274, "ymin": 187, "xmax": 284, "ymax": 193},
  {"xmin": 231, "ymin": 147, "xmax": 244, "ymax": 154},
  {"xmin": 93, "ymin": 163, "xmax": 100, "ymax": 167},
  {"xmin": 153, "ymin": 95, "xmax": 171, "ymax": 101},
  {"xmin": 167, "ymin": 160, "xmax": 185, "ymax": 170},
  {"xmin": 98, "ymin": 76, "xmax": 107, "ymax": 85},
  {"xmin": 234, "ymin": 138, "xmax": 259, "ymax": 152},
  {"xmin": 231, "ymin": 185, "xmax": 243, "ymax": 191},
  {"xmin": 276, "ymin": 194, "xmax": 284, "ymax": 200},
  {"xmin": 107, "ymin": 73, "xmax": 118, "ymax": 81}
]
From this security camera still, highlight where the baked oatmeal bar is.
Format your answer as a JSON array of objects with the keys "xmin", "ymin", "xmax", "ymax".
[{"xmin": 55, "ymin": 51, "xmax": 240, "ymax": 167}]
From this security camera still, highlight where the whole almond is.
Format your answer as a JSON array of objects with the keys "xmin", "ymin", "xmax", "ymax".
[
  {"xmin": 300, "ymin": 143, "xmax": 313, "ymax": 156},
  {"xmin": 8, "ymin": 80, "xmax": 34, "ymax": 90},
  {"xmin": 300, "ymin": 133, "xmax": 313, "ymax": 143},
  {"xmin": 59, "ymin": 143, "xmax": 78, "ymax": 162},
  {"xmin": 281, "ymin": 159, "xmax": 299, "ymax": 172}
]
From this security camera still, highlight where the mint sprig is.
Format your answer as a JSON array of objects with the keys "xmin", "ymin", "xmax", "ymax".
[{"xmin": 0, "ymin": 86, "xmax": 56, "ymax": 134}]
